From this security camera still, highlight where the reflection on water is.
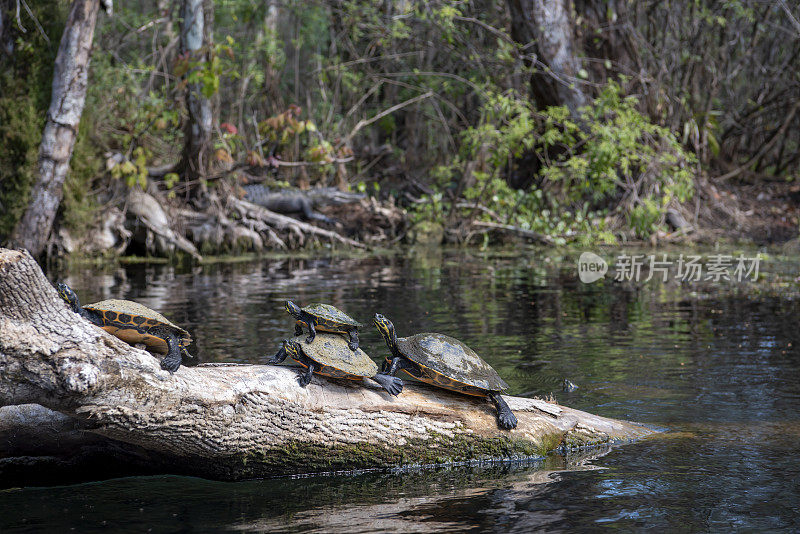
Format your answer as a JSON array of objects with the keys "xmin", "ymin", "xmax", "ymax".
[
  {"xmin": 3, "ymin": 248, "xmax": 800, "ymax": 531},
  {"xmin": 0, "ymin": 452, "xmax": 604, "ymax": 533}
]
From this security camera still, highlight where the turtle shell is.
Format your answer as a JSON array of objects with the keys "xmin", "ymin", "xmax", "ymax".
[
  {"xmin": 397, "ymin": 333, "xmax": 508, "ymax": 393},
  {"xmin": 297, "ymin": 334, "xmax": 377, "ymax": 377},
  {"xmin": 302, "ymin": 303, "xmax": 361, "ymax": 327},
  {"xmin": 84, "ymin": 299, "xmax": 191, "ymax": 354}
]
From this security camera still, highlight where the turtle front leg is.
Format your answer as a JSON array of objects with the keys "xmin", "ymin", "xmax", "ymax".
[
  {"xmin": 268, "ymin": 344, "xmax": 290, "ymax": 365},
  {"xmin": 347, "ymin": 328, "xmax": 359, "ymax": 351},
  {"xmin": 385, "ymin": 356, "xmax": 416, "ymax": 377},
  {"xmin": 82, "ymin": 308, "xmax": 107, "ymax": 328},
  {"xmin": 489, "ymin": 392, "xmax": 518, "ymax": 430},
  {"xmin": 160, "ymin": 331, "xmax": 183, "ymax": 373},
  {"xmin": 297, "ymin": 361, "xmax": 317, "ymax": 387},
  {"xmin": 305, "ymin": 320, "xmax": 317, "ymax": 344}
]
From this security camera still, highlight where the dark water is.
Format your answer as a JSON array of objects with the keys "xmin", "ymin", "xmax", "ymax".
[{"xmin": 2, "ymin": 248, "xmax": 800, "ymax": 532}]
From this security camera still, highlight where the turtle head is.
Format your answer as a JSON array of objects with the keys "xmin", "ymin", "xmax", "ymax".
[
  {"xmin": 283, "ymin": 339, "xmax": 302, "ymax": 360},
  {"xmin": 285, "ymin": 300, "xmax": 303, "ymax": 319},
  {"xmin": 373, "ymin": 313, "xmax": 397, "ymax": 345},
  {"xmin": 56, "ymin": 283, "xmax": 81, "ymax": 312}
]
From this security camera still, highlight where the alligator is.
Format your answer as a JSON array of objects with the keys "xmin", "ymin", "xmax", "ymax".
[{"xmin": 241, "ymin": 184, "xmax": 365, "ymax": 224}]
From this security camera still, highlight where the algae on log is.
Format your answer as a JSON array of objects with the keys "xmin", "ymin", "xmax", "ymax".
[{"xmin": 0, "ymin": 248, "xmax": 653, "ymax": 482}]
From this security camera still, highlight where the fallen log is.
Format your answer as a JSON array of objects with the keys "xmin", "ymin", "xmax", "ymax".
[
  {"xmin": 0, "ymin": 248, "xmax": 653, "ymax": 482},
  {"xmin": 127, "ymin": 188, "xmax": 202, "ymax": 261},
  {"xmin": 471, "ymin": 220, "xmax": 555, "ymax": 245},
  {"xmin": 229, "ymin": 195, "xmax": 364, "ymax": 248}
]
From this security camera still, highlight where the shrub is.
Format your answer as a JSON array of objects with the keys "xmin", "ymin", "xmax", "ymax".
[{"xmin": 418, "ymin": 80, "xmax": 697, "ymax": 242}]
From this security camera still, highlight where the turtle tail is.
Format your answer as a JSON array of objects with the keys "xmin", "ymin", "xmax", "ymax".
[{"xmin": 373, "ymin": 373, "xmax": 403, "ymax": 396}]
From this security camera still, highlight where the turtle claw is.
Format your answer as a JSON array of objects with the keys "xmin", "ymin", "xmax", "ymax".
[
  {"xmin": 497, "ymin": 410, "xmax": 518, "ymax": 430},
  {"xmin": 297, "ymin": 372, "xmax": 312, "ymax": 387},
  {"xmin": 373, "ymin": 373, "xmax": 403, "ymax": 396},
  {"xmin": 384, "ymin": 380, "xmax": 403, "ymax": 396},
  {"xmin": 160, "ymin": 356, "xmax": 181, "ymax": 373}
]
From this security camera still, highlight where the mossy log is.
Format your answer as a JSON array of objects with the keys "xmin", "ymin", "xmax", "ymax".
[{"xmin": 0, "ymin": 248, "xmax": 653, "ymax": 483}]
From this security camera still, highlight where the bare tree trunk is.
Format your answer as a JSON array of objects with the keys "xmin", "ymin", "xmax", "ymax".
[
  {"xmin": 7, "ymin": 0, "xmax": 101, "ymax": 256},
  {"xmin": 507, "ymin": 0, "xmax": 588, "ymax": 116},
  {"xmin": 177, "ymin": 0, "xmax": 214, "ymax": 193},
  {"xmin": 0, "ymin": 248, "xmax": 653, "ymax": 482}
]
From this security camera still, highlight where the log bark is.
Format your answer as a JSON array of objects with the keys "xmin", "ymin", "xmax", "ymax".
[
  {"xmin": 0, "ymin": 403, "xmax": 175, "ymax": 487},
  {"xmin": 8, "ymin": 0, "xmax": 102, "ymax": 256},
  {"xmin": 0, "ymin": 248, "xmax": 653, "ymax": 483}
]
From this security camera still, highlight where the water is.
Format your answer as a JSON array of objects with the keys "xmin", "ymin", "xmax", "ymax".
[{"xmin": 2, "ymin": 248, "xmax": 800, "ymax": 532}]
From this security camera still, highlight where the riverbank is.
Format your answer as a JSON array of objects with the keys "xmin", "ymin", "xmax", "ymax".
[{"xmin": 36, "ymin": 177, "xmax": 798, "ymax": 265}]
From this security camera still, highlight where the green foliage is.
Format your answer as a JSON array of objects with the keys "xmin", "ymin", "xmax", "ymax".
[
  {"xmin": 175, "ymin": 39, "xmax": 238, "ymax": 98},
  {"xmin": 629, "ymin": 199, "xmax": 661, "ymax": 239},
  {"xmin": 256, "ymin": 105, "xmax": 348, "ymax": 179},
  {"xmin": 0, "ymin": 101, "xmax": 41, "ymax": 239},
  {"xmin": 110, "ymin": 147, "xmax": 150, "ymax": 189},
  {"xmin": 412, "ymin": 80, "xmax": 696, "ymax": 242},
  {"xmin": 87, "ymin": 53, "xmax": 183, "ymax": 165},
  {"xmin": 5, "ymin": 0, "xmax": 753, "ymax": 251},
  {"xmin": 0, "ymin": 0, "xmax": 65, "ymax": 240},
  {"xmin": 410, "ymin": 192, "xmax": 447, "ymax": 225},
  {"xmin": 62, "ymin": 119, "xmax": 102, "ymax": 232},
  {"xmin": 164, "ymin": 173, "xmax": 180, "ymax": 190}
]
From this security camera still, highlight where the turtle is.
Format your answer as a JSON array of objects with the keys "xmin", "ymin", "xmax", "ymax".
[
  {"xmin": 56, "ymin": 283, "xmax": 195, "ymax": 373},
  {"xmin": 285, "ymin": 300, "xmax": 362, "ymax": 351},
  {"xmin": 373, "ymin": 313, "xmax": 517, "ymax": 430},
  {"xmin": 268, "ymin": 333, "xmax": 403, "ymax": 395}
]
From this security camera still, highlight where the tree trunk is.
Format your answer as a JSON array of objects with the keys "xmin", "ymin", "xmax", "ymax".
[
  {"xmin": 507, "ymin": 0, "xmax": 588, "ymax": 116},
  {"xmin": 177, "ymin": 0, "xmax": 214, "ymax": 192},
  {"xmin": 0, "ymin": 248, "xmax": 653, "ymax": 483},
  {"xmin": 7, "ymin": 0, "xmax": 101, "ymax": 256}
]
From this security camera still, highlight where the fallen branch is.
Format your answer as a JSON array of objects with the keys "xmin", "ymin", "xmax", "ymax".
[
  {"xmin": 229, "ymin": 195, "xmax": 364, "ymax": 248},
  {"xmin": 455, "ymin": 202, "xmax": 504, "ymax": 223},
  {"xmin": 0, "ymin": 249, "xmax": 652, "ymax": 482},
  {"xmin": 146, "ymin": 161, "xmax": 177, "ymax": 178},
  {"xmin": 344, "ymin": 91, "xmax": 434, "ymax": 146},
  {"xmin": 127, "ymin": 188, "xmax": 202, "ymax": 260},
  {"xmin": 471, "ymin": 220, "xmax": 555, "ymax": 245}
]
